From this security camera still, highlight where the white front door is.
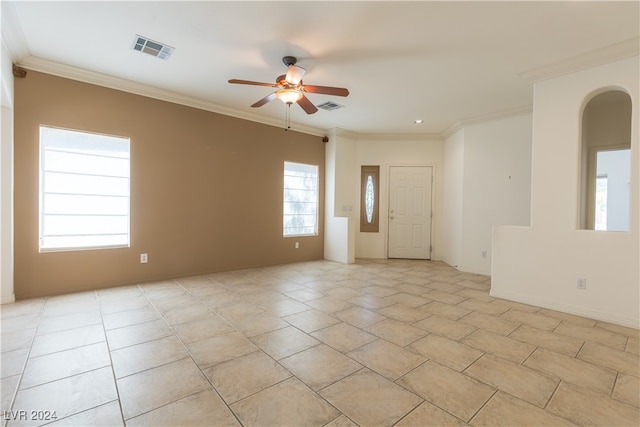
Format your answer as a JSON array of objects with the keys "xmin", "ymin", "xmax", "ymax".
[{"xmin": 388, "ymin": 166, "xmax": 432, "ymax": 259}]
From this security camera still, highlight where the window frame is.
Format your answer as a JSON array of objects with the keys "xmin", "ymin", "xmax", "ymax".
[
  {"xmin": 594, "ymin": 173, "xmax": 608, "ymax": 231},
  {"xmin": 585, "ymin": 145, "xmax": 630, "ymax": 231},
  {"xmin": 360, "ymin": 165, "xmax": 380, "ymax": 232},
  {"xmin": 283, "ymin": 161, "xmax": 319, "ymax": 237},
  {"xmin": 39, "ymin": 125, "xmax": 131, "ymax": 252}
]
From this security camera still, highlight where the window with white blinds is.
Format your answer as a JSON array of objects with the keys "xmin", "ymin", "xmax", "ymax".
[
  {"xmin": 39, "ymin": 126, "xmax": 130, "ymax": 251},
  {"xmin": 283, "ymin": 161, "xmax": 318, "ymax": 236}
]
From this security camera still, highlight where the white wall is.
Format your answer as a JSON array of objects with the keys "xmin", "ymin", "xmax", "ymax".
[
  {"xmin": 324, "ymin": 129, "xmax": 356, "ymax": 264},
  {"xmin": 1, "ymin": 36, "xmax": 15, "ymax": 304},
  {"xmin": 443, "ymin": 129, "xmax": 464, "ymax": 268},
  {"xmin": 493, "ymin": 56, "xmax": 639, "ymax": 328},
  {"xmin": 354, "ymin": 138, "xmax": 445, "ymax": 260},
  {"xmin": 329, "ymin": 118, "xmax": 531, "ymax": 272},
  {"xmin": 442, "ymin": 115, "xmax": 533, "ymax": 276},
  {"xmin": 460, "ymin": 114, "xmax": 532, "ymax": 275}
]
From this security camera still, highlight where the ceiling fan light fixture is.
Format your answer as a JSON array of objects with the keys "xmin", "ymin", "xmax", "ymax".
[
  {"xmin": 229, "ymin": 55, "xmax": 347, "ymax": 116},
  {"xmin": 275, "ymin": 89, "xmax": 303, "ymax": 104}
]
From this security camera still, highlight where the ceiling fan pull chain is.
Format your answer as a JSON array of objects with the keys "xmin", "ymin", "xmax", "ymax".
[{"xmin": 285, "ymin": 103, "xmax": 292, "ymax": 131}]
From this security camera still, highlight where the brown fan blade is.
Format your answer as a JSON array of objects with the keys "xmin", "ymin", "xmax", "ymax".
[
  {"xmin": 251, "ymin": 92, "xmax": 277, "ymax": 108},
  {"xmin": 301, "ymin": 85, "xmax": 349, "ymax": 97},
  {"xmin": 297, "ymin": 95, "xmax": 318, "ymax": 114},
  {"xmin": 229, "ymin": 79, "xmax": 277, "ymax": 88},
  {"xmin": 285, "ymin": 65, "xmax": 306, "ymax": 85}
]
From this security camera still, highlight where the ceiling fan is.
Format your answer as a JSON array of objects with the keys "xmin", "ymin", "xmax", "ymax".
[{"xmin": 228, "ymin": 56, "xmax": 349, "ymax": 114}]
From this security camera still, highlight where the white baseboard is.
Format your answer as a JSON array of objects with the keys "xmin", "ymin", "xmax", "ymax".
[
  {"xmin": 1, "ymin": 292, "xmax": 16, "ymax": 305},
  {"xmin": 490, "ymin": 289, "xmax": 639, "ymax": 330}
]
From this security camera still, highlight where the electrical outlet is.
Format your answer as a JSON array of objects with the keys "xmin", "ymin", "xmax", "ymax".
[
  {"xmin": 140, "ymin": 253, "xmax": 148, "ymax": 264},
  {"xmin": 295, "ymin": 242, "xmax": 300, "ymax": 249},
  {"xmin": 481, "ymin": 250, "xmax": 488, "ymax": 258},
  {"xmin": 576, "ymin": 278, "xmax": 586, "ymax": 290}
]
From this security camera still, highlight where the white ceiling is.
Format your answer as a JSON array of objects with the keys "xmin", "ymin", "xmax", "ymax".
[{"xmin": 4, "ymin": 1, "xmax": 640, "ymax": 137}]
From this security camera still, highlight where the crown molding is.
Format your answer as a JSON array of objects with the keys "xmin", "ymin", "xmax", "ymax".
[
  {"xmin": 355, "ymin": 132, "xmax": 443, "ymax": 142},
  {"xmin": 327, "ymin": 127, "xmax": 443, "ymax": 142},
  {"xmin": 442, "ymin": 104, "xmax": 533, "ymax": 139},
  {"xmin": 20, "ymin": 42, "xmax": 629, "ymax": 142},
  {"xmin": 1, "ymin": 1, "xmax": 30, "ymax": 61},
  {"xmin": 329, "ymin": 128, "xmax": 359, "ymax": 141},
  {"xmin": 17, "ymin": 56, "xmax": 327, "ymax": 137},
  {"xmin": 19, "ymin": 56, "xmax": 446, "ymax": 142},
  {"xmin": 519, "ymin": 38, "xmax": 640, "ymax": 83},
  {"xmin": 442, "ymin": 122, "xmax": 464, "ymax": 140},
  {"xmin": 461, "ymin": 105, "xmax": 533, "ymax": 127}
]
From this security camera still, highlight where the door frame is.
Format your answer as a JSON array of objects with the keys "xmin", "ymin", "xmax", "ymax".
[{"xmin": 386, "ymin": 164, "xmax": 435, "ymax": 260}]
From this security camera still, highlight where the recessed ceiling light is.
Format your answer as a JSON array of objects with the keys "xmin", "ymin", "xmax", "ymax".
[{"xmin": 413, "ymin": 119, "xmax": 424, "ymax": 124}]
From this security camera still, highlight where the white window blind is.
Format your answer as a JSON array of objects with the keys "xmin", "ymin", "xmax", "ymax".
[
  {"xmin": 283, "ymin": 161, "xmax": 318, "ymax": 236},
  {"xmin": 39, "ymin": 126, "xmax": 130, "ymax": 251}
]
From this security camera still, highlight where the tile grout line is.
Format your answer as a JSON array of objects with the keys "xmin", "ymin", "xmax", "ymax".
[
  {"xmin": 466, "ymin": 388, "xmax": 500, "ymax": 425},
  {"xmin": 96, "ymin": 287, "xmax": 127, "ymax": 427},
  {"xmin": 154, "ymin": 278, "xmax": 248, "ymax": 426},
  {"xmin": 1, "ymin": 297, "xmax": 47, "ymax": 427},
  {"xmin": 12, "ymin": 291, "xmax": 117, "ymax": 426},
  {"xmin": 190, "ymin": 273, "xmax": 353, "ymax": 425}
]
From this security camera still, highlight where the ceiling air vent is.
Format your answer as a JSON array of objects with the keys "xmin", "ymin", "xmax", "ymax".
[
  {"xmin": 317, "ymin": 101, "xmax": 344, "ymax": 111},
  {"xmin": 132, "ymin": 35, "xmax": 174, "ymax": 60}
]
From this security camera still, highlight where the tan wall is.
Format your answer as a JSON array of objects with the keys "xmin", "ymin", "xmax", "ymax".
[{"xmin": 14, "ymin": 71, "xmax": 325, "ymax": 299}]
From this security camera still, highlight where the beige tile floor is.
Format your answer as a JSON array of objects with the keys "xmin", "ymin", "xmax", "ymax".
[{"xmin": 1, "ymin": 259, "xmax": 639, "ymax": 426}]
